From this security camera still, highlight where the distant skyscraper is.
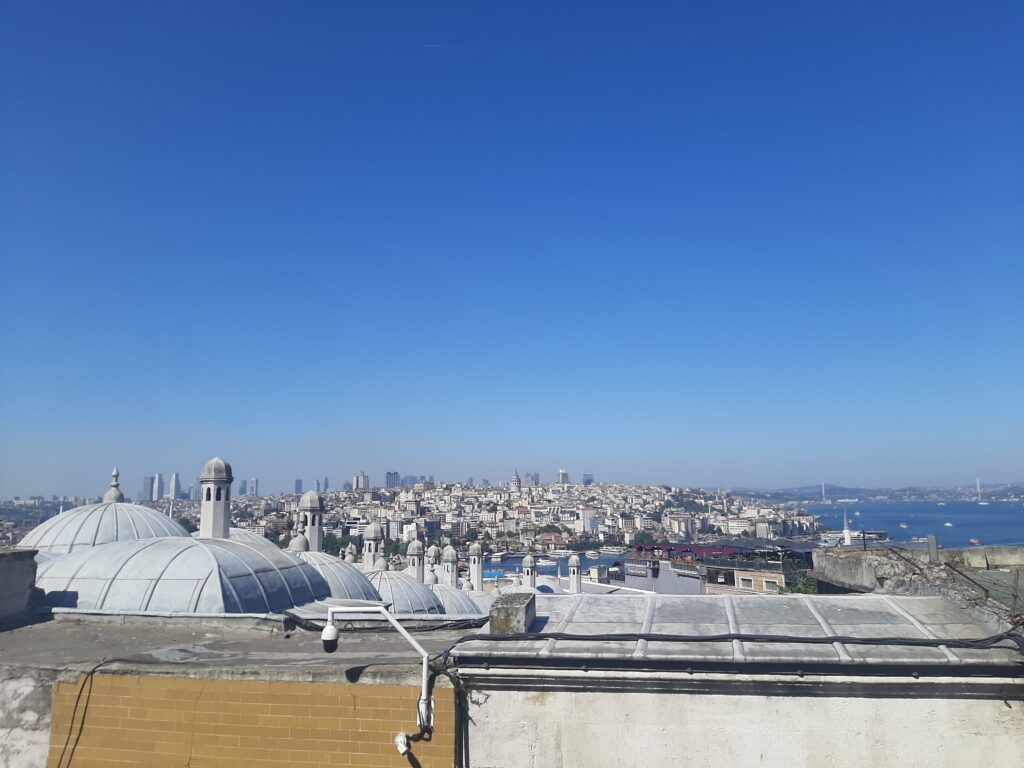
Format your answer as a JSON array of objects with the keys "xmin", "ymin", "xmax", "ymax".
[
  {"xmin": 582, "ymin": 473, "xmax": 594, "ymax": 486},
  {"xmin": 316, "ymin": 478, "xmax": 321, "ymax": 493},
  {"xmin": 323, "ymin": 476, "xmax": 329, "ymax": 492},
  {"xmin": 466, "ymin": 477, "xmax": 474, "ymax": 488},
  {"xmin": 153, "ymin": 473, "xmax": 164, "ymax": 501},
  {"xmin": 385, "ymin": 471, "xmax": 400, "ymax": 489},
  {"xmin": 169, "ymin": 473, "xmax": 181, "ymax": 499},
  {"xmin": 481, "ymin": 479, "xmax": 491, "ymax": 488},
  {"xmin": 141, "ymin": 476, "xmax": 154, "ymax": 502},
  {"xmin": 294, "ymin": 479, "xmax": 303, "ymax": 494},
  {"xmin": 531, "ymin": 472, "xmax": 540, "ymax": 486},
  {"xmin": 250, "ymin": 478, "xmax": 258, "ymax": 496},
  {"xmin": 558, "ymin": 469, "xmax": 569, "ymax": 484},
  {"xmin": 353, "ymin": 471, "xmax": 369, "ymax": 491},
  {"xmin": 239, "ymin": 479, "xmax": 248, "ymax": 496}
]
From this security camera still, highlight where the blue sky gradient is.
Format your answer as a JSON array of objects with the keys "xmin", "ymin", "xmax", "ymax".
[{"xmin": 1, "ymin": 2, "xmax": 1022, "ymax": 496}]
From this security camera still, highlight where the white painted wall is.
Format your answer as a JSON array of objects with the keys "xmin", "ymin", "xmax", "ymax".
[{"xmin": 466, "ymin": 683, "xmax": 1024, "ymax": 768}]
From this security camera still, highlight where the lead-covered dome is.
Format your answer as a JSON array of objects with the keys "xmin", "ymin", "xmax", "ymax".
[
  {"xmin": 367, "ymin": 570, "xmax": 444, "ymax": 614},
  {"xmin": 292, "ymin": 551, "xmax": 382, "ymax": 601},
  {"xmin": 299, "ymin": 490, "xmax": 323, "ymax": 511},
  {"xmin": 201, "ymin": 457, "xmax": 233, "ymax": 482},
  {"xmin": 429, "ymin": 584, "xmax": 483, "ymax": 615},
  {"xmin": 35, "ymin": 537, "xmax": 330, "ymax": 614},
  {"xmin": 19, "ymin": 501, "xmax": 189, "ymax": 555},
  {"xmin": 191, "ymin": 527, "xmax": 280, "ymax": 552}
]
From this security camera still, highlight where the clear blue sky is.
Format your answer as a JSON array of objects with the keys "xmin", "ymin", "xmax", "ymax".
[{"xmin": 1, "ymin": 2, "xmax": 1021, "ymax": 497}]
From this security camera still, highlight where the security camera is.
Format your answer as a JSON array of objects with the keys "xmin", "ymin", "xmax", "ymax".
[{"xmin": 321, "ymin": 623, "xmax": 339, "ymax": 653}]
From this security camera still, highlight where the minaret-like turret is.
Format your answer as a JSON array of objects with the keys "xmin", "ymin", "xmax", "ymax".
[
  {"xmin": 441, "ymin": 545, "xmax": 459, "ymax": 588},
  {"xmin": 298, "ymin": 491, "xmax": 324, "ymax": 552},
  {"xmin": 468, "ymin": 542, "xmax": 483, "ymax": 591},
  {"xmin": 362, "ymin": 521, "xmax": 384, "ymax": 571},
  {"xmin": 407, "ymin": 539, "xmax": 425, "ymax": 582},
  {"xmin": 198, "ymin": 457, "xmax": 233, "ymax": 539},
  {"xmin": 522, "ymin": 553, "xmax": 536, "ymax": 589},
  {"xmin": 568, "ymin": 554, "xmax": 582, "ymax": 593}
]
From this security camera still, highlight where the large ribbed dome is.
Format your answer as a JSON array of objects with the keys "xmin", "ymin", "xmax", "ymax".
[
  {"xmin": 293, "ymin": 551, "xmax": 382, "ymax": 601},
  {"xmin": 367, "ymin": 570, "xmax": 444, "ymax": 615},
  {"xmin": 191, "ymin": 527, "xmax": 280, "ymax": 552},
  {"xmin": 35, "ymin": 538, "xmax": 330, "ymax": 614},
  {"xmin": 18, "ymin": 502, "xmax": 189, "ymax": 555},
  {"xmin": 429, "ymin": 584, "xmax": 483, "ymax": 615}
]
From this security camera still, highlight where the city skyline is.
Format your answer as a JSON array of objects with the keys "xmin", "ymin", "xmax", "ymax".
[
  {"xmin": 1, "ymin": 3, "xmax": 1021, "ymax": 497},
  {"xmin": 3, "ymin": 455, "xmax": 1022, "ymax": 501}
]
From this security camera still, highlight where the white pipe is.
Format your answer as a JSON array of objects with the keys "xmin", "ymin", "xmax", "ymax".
[{"xmin": 325, "ymin": 605, "xmax": 433, "ymax": 728}]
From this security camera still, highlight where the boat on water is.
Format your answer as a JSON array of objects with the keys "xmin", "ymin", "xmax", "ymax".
[
  {"xmin": 969, "ymin": 538, "xmax": 981, "ymax": 546},
  {"xmin": 837, "ymin": 498, "xmax": 859, "ymax": 504},
  {"xmin": 899, "ymin": 523, "xmax": 908, "ymax": 529},
  {"xmin": 599, "ymin": 545, "xmax": 628, "ymax": 554},
  {"xmin": 536, "ymin": 558, "xmax": 557, "ymax": 566},
  {"xmin": 584, "ymin": 550, "xmax": 600, "ymax": 559},
  {"xmin": 937, "ymin": 502, "xmax": 946, "ymax": 506},
  {"xmin": 489, "ymin": 552, "xmax": 505, "ymax": 562},
  {"xmin": 978, "ymin": 501, "xmax": 990, "ymax": 506},
  {"xmin": 944, "ymin": 522, "xmax": 954, "ymax": 527}
]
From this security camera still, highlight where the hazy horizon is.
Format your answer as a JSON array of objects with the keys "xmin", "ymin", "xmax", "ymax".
[{"xmin": 2, "ymin": 3, "xmax": 1021, "ymax": 499}]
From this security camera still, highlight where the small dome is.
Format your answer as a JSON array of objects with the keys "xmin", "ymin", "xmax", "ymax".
[
  {"xmin": 36, "ymin": 538, "xmax": 330, "ymax": 613},
  {"xmin": 292, "ymin": 551, "xmax": 382, "ymax": 601},
  {"xmin": 468, "ymin": 543, "xmax": 482, "ymax": 557},
  {"xmin": 363, "ymin": 522, "xmax": 383, "ymax": 541},
  {"xmin": 366, "ymin": 570, "xmax": 444, "ymax": 614},
  {"xmin": 425, "ymin": 545, "xmax": 440, "ymax": 562},
  {"xmin": 298, "ymin": 490, "xmax": 323, "ymax": 511},
  {"xmin": 501, "ymin": 584, "xmax": 539, "ymax": 595},
  {"xmin": 430, "ymin": 584, "xmax": 483, "ymax": 614},
  {"xmin": 568, "ymin": 554, "xmax": 581, "ymax": 568},
  {"xmin": 407, "ymin": 540, "xmax": 424, "ymax": 556},
  {"xmin": 373, "ymin": 554, "xmax": 388, "ymax": 570},
  {"xmin": 441, "ymin": 545, "xmax": 458, "ymax": 564},
  {"xmin": 19, "ymin": 501, "xmax": 189, "ymax": 555},
  {"xmin": 201, "ymin": 457, "xmax": 233, "ymax": 482},
  {"xmin": 470, "ymin": 592, "xmax": 496, "ymax": 612},
  {"xmin": 536, "ymin": 575, "xmax": 565, "ymax": 594},
  {"xmin": 287, "ymin": 533, "xmax": 310, "ymax": 552},
  {"xmin": 522, "ymin": 554, "xmax": 535, "ymax": 568}
]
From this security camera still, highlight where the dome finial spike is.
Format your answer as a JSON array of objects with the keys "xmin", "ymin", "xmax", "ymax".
[{"xmin": 103, "ymin": 465, "xmax": 125, "ymax": 503}]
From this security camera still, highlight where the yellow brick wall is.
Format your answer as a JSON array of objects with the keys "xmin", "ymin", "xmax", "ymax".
[{"xmin": 47, "ymin": 673, "xmax": 456, "ymax": 767}]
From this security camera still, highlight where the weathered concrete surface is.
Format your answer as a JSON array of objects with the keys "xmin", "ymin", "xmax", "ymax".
[
  {"xmin": 464, "ymin": 683, "xmax": 1024, "ymax": 768},
  {"xmin": 812, "ymin": 548, "xmax": 1022, "ymax": 630},
  {"xmin": 490, "ymin": 593, "xmax": 536, "ymax": 634},
  {"xmin": 0, "ymin": 549, "xmax": 41, "ymax": 627},
  {"xmin": 0, "ymin": 667, "xmax": 58, "ymax": 768}
]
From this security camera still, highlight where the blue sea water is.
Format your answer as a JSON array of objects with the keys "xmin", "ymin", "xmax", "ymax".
[{"xmin": 808, "ymin": 501, "xmax": 1024, "ymax": 547}]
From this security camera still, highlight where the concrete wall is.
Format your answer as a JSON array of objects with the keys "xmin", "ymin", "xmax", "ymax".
[
  {"xmin": 46, "ymin": 673, "xmax": 455, "ymax": 767},
  {"xmin": 0, "ymin": 668, "xmax": 57, "ymax": 768},
  {"xmin": 465, "ymin": 682, "xmax": 1024, "ymax": 768},
  {"xmin": 0, "ymin": 548, "xmax": 40, "ymax": 627}
]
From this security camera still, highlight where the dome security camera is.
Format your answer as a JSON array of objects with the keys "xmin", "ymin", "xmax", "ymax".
[{"xmin": 321, "ymin": 623, "xmax": 339, "ymax": 653}]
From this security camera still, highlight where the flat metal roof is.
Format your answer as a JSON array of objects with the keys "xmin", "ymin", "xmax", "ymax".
[{"xmin": 450, "ymin": 593, "xmax": 1024, "ymax": 670}]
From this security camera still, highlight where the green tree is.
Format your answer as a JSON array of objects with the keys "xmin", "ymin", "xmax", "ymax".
[{"xmin": 633, "ymin": 530, "xmax": 655, "ymax": 545}]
